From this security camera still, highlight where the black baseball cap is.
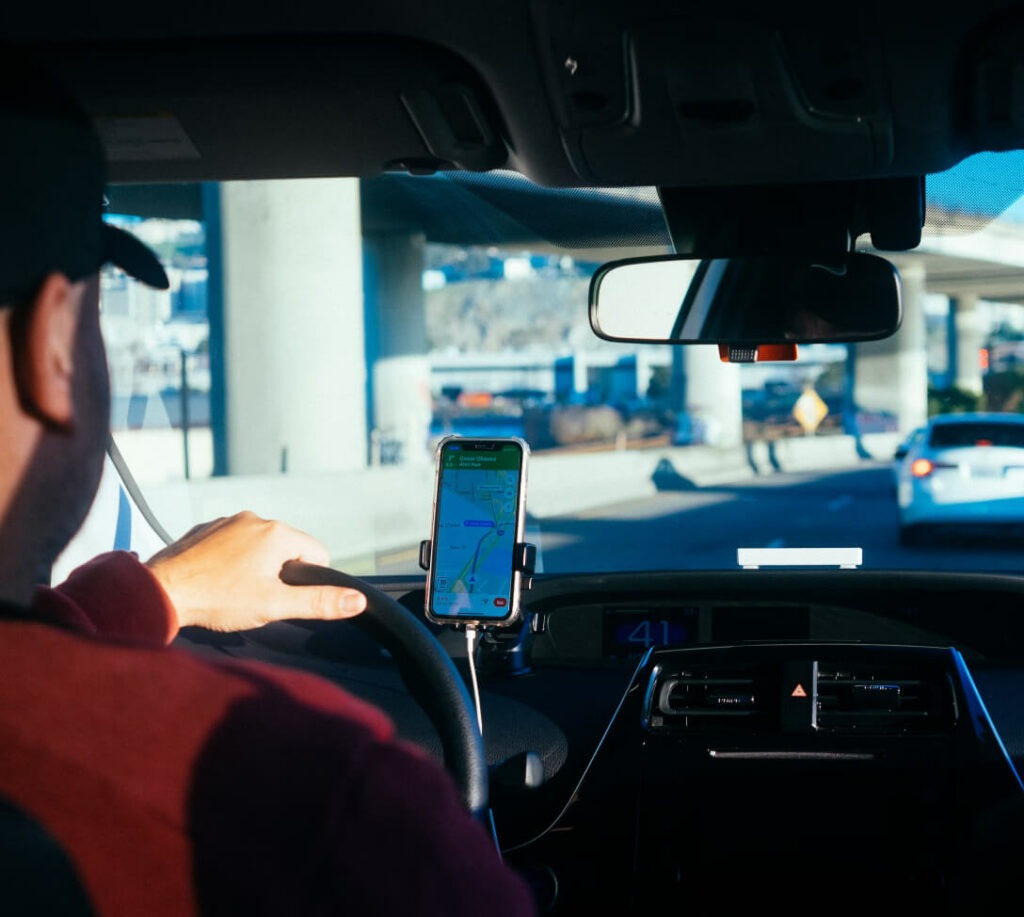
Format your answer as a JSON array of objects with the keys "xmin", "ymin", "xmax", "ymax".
[{"xmin": 0, "ymin": 47, "xmax": 169, "ymax": 304}]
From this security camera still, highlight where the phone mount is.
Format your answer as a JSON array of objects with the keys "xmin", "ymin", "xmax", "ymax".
[
  {"xmin": 418, "ymin": 541, "xmax": 536, "ymax": 579},
  {"xmin": 419, "ymin": 539, "xmax": 537, "ymax": 676}
]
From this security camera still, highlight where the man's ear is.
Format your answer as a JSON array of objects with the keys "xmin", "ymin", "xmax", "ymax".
[{"xmin": 13, "ymin": 272, "xmax": 80, "ymax": 431}]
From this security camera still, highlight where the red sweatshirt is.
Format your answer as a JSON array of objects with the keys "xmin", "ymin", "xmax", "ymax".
[{"xmin": 0, "ymin": 551, "xmax": 537, "ymax": 916}]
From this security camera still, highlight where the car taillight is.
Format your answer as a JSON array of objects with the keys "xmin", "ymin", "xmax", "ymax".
[{"xmin": 911, "ymin": 458, "xmax": 934, "ymax": 477}]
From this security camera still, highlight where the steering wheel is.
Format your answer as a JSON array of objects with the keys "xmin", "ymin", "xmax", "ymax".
[{"xmin": 280, "ymin": 560, "xmax": 489, "ymax": 818}]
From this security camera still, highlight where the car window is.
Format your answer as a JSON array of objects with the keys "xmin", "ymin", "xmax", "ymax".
[{"xmin": 929, "ymin": 422, "xmax": 1024, "ymax": 448}]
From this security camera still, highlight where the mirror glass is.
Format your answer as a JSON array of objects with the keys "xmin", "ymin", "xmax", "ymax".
[{"xmin": 589, "ymin": 252, "xmax": 902, "ymax": 344}]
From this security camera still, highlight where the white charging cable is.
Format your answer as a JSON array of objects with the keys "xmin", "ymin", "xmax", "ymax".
[
  {"xmin": 464, "ymin": 624, "xmax": 502, "ymax": 856},
  {"xmin": 465, "ymin": 625, "xmax": 484, "ymax": 733}
]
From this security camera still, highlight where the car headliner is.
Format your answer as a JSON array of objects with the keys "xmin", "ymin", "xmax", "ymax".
[{"xmin": 5, "ymin": 0, "xmax": 1024, "ymax": 194}]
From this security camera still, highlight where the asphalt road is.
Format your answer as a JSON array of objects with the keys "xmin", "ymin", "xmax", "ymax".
[
  {"xmin": 527, "ymin": 461, "xmax": 1024, "ymax": 574},
  {"xmin": 374, "ymin": 459, "xmax": 1024, "ymax": 575}
]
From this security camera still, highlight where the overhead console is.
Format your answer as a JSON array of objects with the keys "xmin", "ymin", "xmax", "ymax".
[
  {"xmin": 555, "ymin": 23, "xmax": 889, "ymax": 186},
  {"xmin": 528, "ymin": 1, "xmax": 1024, "ymax": 188}
]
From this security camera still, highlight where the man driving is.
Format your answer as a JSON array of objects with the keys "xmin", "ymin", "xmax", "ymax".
[{"xmin": 0, "ymin": 48, "xmax": 536, "ymax": 916}]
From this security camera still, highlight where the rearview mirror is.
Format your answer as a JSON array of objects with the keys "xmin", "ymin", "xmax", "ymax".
[{"xmin": 589, "ymin": 252, "xmax": 902, "ymax": 345}]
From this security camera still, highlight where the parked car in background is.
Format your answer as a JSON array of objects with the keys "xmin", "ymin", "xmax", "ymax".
[{"xmin": 898, "ymin": 413, "xmax": 1024, "ymax": 544}]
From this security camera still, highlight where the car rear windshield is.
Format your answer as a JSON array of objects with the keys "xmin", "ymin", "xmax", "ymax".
[{"xmin": 929, "ymin": 422, "xmax": 1024, "ymax": 448}]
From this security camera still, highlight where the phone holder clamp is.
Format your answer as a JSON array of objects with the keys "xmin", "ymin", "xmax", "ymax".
[
  {"xmin": 419, "ymin": 541, "xmax": 536, "ymax": 577},
  {"xmin": 419, "ymin": 540, "xmax": 537, "ymax": 675}
]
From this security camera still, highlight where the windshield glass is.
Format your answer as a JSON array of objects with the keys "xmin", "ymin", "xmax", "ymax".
[{"xmin": 81, "ymin": 151, "xmax": 1024, "ymax": 578}]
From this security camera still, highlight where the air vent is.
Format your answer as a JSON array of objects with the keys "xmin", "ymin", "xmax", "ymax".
[
  {"xmin": 815, "ymin": 662, "xmax": 956, "ymax": 735},
  {"xmin": 648, "ymin": 666, "xmax": 770, "ymax": 732}
]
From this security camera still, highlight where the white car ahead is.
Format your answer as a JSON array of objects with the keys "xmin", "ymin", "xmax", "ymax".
[{"xmin": 898, "ymin": 413, "xmax": 1024, "ymax": 545}]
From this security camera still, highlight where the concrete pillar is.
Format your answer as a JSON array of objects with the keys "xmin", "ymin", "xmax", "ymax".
[
  {"xmin": 681, "ymin": 345, "xmax": 743, "ymax": 447},
  {"xmin": 573, "ymin": 352, "xmax": 588, "ymax": 397},
  {"xmin": 944, "ymin": 296, "xmax": 957, "ymax": 388},
  {"xmin": 854, "ymin": 259, "xmax": 928, "ymax": 435},
  {"xmin": 363, "ymin": 233, "xmax": 433, "ymax": 465},
  {"xmin": 554, "ymin": 352, "xmax": 588, "ymax": 401},
  {"xmin": 218, "ymin": 179, "xmax": 367, "ymax": 475},
  {"xmin": 611, "ymin": 354, "xmax": 639, "ymax": 402},
  {"xmin": 670, "ymin": 346, "xmax": 686, "ymax": 413},
  {"xmin": 635, "ymin": 348, "xmax": 666, "ymax": 402},
  {"xmin": 951, "ymin": 294, "xmax": 985, "ymax": 395}
]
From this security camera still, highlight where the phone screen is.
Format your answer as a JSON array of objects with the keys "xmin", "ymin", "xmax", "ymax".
[{"xmin": 426, "ymin": 437, "xmax": 528, "ymax": 625}]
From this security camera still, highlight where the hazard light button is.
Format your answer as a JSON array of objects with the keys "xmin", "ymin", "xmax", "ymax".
[{"xmin": 781, "ymin": 660, "xmax": 817, "ymax": 731}]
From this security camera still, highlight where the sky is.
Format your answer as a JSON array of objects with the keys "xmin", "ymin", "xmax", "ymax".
[{"xmin": 927, "ymin": 150, "xmax": 1024, "ymax": 222}]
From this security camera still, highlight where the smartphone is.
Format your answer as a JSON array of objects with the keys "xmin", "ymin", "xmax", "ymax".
[{"xmin": 425, "ymin": 436, "xmax": 529, "ymax": 627}]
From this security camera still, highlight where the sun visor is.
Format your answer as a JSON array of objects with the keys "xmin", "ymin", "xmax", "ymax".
[{"xmin": 35, "ymin": 37, "xmax": 510, "ymax": 183}]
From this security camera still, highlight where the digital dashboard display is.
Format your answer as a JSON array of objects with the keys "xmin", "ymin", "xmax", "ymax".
[{"xmin": 602, "ymin": 606, "xmax": 699, "ymax": 657}]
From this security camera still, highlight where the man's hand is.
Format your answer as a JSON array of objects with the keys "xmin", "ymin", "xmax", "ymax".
[{"xmin": 145, "ymin": 510, "xmax": 368, "ymax": 632}]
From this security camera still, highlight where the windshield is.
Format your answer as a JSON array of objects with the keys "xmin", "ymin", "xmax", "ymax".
[{"xmin": 71, "ymin": 151, "xmax": 1024, "ymax": 579}]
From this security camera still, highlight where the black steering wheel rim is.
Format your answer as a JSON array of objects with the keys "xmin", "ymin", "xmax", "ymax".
[{"xmin": 280, "ymin": 561, "xmax": 489, "ymax": 818}]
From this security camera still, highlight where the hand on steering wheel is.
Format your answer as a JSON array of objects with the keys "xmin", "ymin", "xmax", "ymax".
[{"xmin": 280, "ymin": 561, "xmax": 489, "ymax": 817}]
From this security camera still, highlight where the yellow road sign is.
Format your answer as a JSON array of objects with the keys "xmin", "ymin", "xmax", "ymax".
[{"xmin": 793, "ymin": 388, "xmax": 828, "ymax": 434}]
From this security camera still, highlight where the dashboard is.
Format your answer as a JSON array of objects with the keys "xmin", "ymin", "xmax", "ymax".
[
  {"xmin": 519, "ymin": 569, "xmax": 1024, "ymax": 666},
  {"xmin": 507, "ymin": 571, "xmax": 1024, "ymax": 912},
  {"xmin": 176, "ymin": 567, "xmax": 1024, "ymax": 914}
]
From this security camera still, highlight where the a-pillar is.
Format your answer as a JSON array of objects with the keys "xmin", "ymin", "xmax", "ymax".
[
  {"xmin": 853, "ymin": 259, "xmax": 929, "ymax": 435},
  {"xmin": 362, "ymin": 233, "xmax": 434, "ymax": 465},
  {"xmin": 950, "ymin": 294, "xmax": 985, "ymax": 395},
  {"xmin": 217, "ymin": 179, "xmax": 367, "ymax": 474}
]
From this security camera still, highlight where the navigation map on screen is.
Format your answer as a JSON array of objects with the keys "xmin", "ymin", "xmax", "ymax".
[{"xmin": 430, "ymin": 441, "xmax": 522, "ymax": 619}]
